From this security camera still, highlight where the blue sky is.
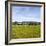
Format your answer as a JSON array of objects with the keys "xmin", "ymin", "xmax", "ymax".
[{"xmin": 12, "ymin": 6, "xmax": 41, "ymax": 22}]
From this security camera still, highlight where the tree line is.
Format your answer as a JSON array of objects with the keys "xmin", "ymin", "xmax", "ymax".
[{"xmin": 12, "ymin": 21, "xmax": 40, "ymax": 25}]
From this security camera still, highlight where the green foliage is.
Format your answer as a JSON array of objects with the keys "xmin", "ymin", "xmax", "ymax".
[{"xmin": 11, "ymin": 24, "xmax": 41, "ymax": 39}]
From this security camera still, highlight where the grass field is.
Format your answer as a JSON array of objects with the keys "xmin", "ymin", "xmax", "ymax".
[{"xmin": 11, "ymin": 24, "xmax": 41, "ymax": 39}]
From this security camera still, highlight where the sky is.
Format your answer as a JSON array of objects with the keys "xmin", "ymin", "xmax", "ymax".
[{"xmin": 12, "ymin": 6, "xmax": 41, "ymax": 22}]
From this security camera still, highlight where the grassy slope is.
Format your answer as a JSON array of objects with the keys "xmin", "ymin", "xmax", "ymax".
[{"xmin": 11, "ymin": 24, "xmax": 41, "ymax": 39}]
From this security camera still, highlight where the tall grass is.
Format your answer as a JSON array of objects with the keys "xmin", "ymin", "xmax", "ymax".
[{"xmin": 11, "ymin": 24, "xmax": 41, "ymax": 39}]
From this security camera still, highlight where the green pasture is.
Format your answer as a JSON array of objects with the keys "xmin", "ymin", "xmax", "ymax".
[{"xmin": 11, "ymin": 24, "xmax": 41, "ymax": 39}]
